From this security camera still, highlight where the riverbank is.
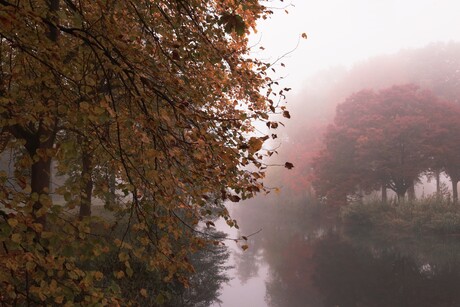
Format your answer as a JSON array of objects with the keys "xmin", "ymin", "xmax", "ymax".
[{"xmin": 341, "ymin": 197, "xmax": 460, "ymax": 235}]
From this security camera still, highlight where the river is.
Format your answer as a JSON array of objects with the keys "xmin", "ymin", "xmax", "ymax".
[{"xmin": 211, "ymin": 199, "xmax": 460, "ymax": 307}]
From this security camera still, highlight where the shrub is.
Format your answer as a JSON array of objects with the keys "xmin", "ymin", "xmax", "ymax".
[{"xmin": 341, "ymin": 196, "xmax": 460, "ymax": 235}]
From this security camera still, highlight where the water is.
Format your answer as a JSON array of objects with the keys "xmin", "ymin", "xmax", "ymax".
[{"xmin": 212, "ymin": 201, "xmax": 460, "ymax": 307}]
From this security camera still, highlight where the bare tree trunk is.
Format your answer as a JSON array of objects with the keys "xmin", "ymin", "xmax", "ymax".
[
  {"xmin": 24, "ymin": 0, "xmax": 61, "ymax": 228},
  {"xmin": 408, "ymin": 182, "xmax": 416, "ymax": 201},
  {"xmin": 357, "ymin": 185, "xmax": 364, "ymax": 204},
  {"xmin": 453, "ymin": 179, "xmax": 458, "ymax": 204},
  {"xmin": 397, "ymin": 190, "xmax": 405, "ymax": 203},
  {"xmin": 435, "ymin": 170, "xmax": 441, "ymax": 198},
  {"xmin": 381, "ymin": 184, "xmax": 387, "ymax": 204}
]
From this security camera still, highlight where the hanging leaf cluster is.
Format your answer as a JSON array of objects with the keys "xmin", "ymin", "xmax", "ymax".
[{"xmin": 0, "ymin": 0, "xmax": 289, "ymax": 304}]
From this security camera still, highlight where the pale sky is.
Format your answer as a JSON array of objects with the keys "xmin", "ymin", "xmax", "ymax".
[
  {"xmin": 216, "ymin": 3, "xmax": 460, "ymax": 306},
  {"xmin": 253, "ymin": 0, "xmax": 460, "ymax": 93}
]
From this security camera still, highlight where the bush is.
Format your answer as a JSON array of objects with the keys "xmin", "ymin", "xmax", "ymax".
[{"xmin": 341, "ymin": 196, "xmax": 460, "ymax": 235}]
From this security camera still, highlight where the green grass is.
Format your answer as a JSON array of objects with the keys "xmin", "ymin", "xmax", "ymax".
[{"xmin": 341, "ymin": 196, "xmax": 460, "ymax": 235}]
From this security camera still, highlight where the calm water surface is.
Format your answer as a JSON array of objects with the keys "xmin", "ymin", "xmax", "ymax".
[{"xmin": 212, "ymin": 202, "xmax": 460, "ymax": 307}]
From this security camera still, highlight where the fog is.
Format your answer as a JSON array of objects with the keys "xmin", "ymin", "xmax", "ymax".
[
  {"xmin": 214, "ymin": 1, "xmax": 460, "ymax": 306},
  {"xmin": 255, "ymin": 0, "xmax": 460, "ymax": 91}
]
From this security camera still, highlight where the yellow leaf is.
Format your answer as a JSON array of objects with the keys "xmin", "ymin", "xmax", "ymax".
[
  {"xmin": 118, "ymin": 252, "xmax": 129, "ymax": 262},
  {"xmin": 94, "ymin": 271, "xmax": 104, "ymax": 281},
  {"xmin": 55, "ymin": 296, "xmax": 64, "ymax": 304},
  {"xmin": 140, "ymin": 288, "xmax": 148, "ymax": 298},
  {"xmin": 41, "ymin": 231, "xmax": 54, "ymax": 239},
  {"xmin": 11, "ymin": 233, "xmax": 21, "ymax": 243},
  {"xmin": 7, "ymin": 218, "xmax": 18, "ymax": 228},
  {"xmin": 114, "ymin": 271, "xmax": 125, "ymax": 279}
]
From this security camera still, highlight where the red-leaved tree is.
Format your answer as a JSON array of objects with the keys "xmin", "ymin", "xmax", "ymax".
[{"xmin": 313, "ymin": 85, "xmax": 444, "ymax": 204}]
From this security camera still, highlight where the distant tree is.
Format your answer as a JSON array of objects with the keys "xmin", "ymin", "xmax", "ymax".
[
  {"xmin": 284, "ymin": 43, "xmax": 460, "ymax": 201},
  {"xmin": 424, "ymin": 102, "xmax": 460, "ymax": 203},
  {"xmin": 312, "ymin": 126, "xmax": 362, "ymax": 205},
  {"xmin": 313, "ymin": 85, "xmax": 439, "ymax": 204},
  {"xmin": 356, "ymin": 85, "xmax": 437, "ymax": 200}
]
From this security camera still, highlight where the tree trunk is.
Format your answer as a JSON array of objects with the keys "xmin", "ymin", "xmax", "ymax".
[
  {"xmin": 26, "ymin": 0, "xmax": 60, "ymax": 228},
  {"xmin": 396, "ymin": 190, "xmax": 405, "ymax": 203},
  {"xmin": 79, "ymin": 147, "xmax": 93, "ymax": 219},
  {"xmin": 357, "ymin": 185, "xmax": 364, "ymax": 204},
  {"xmin": 381, "ymin": 184, "xmax": 387, "ymax": 204},
  {"xmin": 24, "ymin": 130, "xmax": 55, "ymax": 228},
  {"xmin": 47, "ymin": 0, "xmax": 60, "ymax": 41},
  {"xmin": 408, "ymin": 182, "xmax": 416, "ymax": 201},
  {"xmin": 435, "ymin": 170, "xmax": 441, "ymax": 197},
  {"xmin": 30, "ymin": 153, "xmax": 52, "ymax": 226},
  {"xmin": 453, "ymin": 179, "xmax": 458, "ymax": 204}
]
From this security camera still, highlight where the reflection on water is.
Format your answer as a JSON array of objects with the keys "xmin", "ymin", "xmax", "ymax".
[
  {"xmin": 215, "ymin": 199, "xmax": 460, "ymax": 307},
  {"xmin": 309, "ymin": 234, "xmax": 460, "ymax": 307}
]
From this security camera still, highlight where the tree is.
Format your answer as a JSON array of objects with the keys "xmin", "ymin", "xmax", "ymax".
[
  {"xmin": 356, "ymin": 85, "xmax": 436, "ymax": 200},
  {"xmin": 313, "ymin": 85, "xmax": 438, "ymax": 204},
  {"xmin": 312, "ymin": 125, "xmax": 362, "ymax": 205},
  {"xmin": 0, "ymin": 1, "xmax": 291, "ymax": 304},
  {"xmin": 284, "ymin": 43, "xmax": 460, "ymax": 203},
  {"xmin": 423, "ymin": 101, "xmax": 460, "ymax": 203}
]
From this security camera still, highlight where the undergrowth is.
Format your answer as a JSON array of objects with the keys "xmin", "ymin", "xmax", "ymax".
[{"xmin": 341, "ymin": 196, "xmax": 460, "ymax": 235}]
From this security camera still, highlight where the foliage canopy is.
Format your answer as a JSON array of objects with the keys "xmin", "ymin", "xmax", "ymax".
[
  {"xmin": 313, "ymin": 84, "xmax": 460, "ymax": 205},
  {"xmin": 0, "ymin": 0, "xmax": 290, "ymax": 304}
]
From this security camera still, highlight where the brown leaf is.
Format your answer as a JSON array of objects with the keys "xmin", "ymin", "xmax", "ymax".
[
  {"xmin": 206, "ymin": 221, "xmax": 215, "ymax": 228},
  {"xmin": 284, "ymin": 162, "xmax": 294, "ymax": 169},
  {"xmin": 228, "ymin": 195, "xmax": 241, "ymax": 202},
  {"xmin": 248, "ymin": 137, "xmax": 263, "ymax": 154}
]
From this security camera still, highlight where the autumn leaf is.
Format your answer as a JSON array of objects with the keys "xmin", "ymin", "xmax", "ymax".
[
  {"xmin": 11, "ymin": 233, "xmax": 21, "ymax": 243},
  {"xmin": 54, "ymin": 296, "xmax": 64, "ymax": 304},
  {"xmin": 219, "ymin": 13, "xmax": 246, "ymax": 36},
  {"xmin": 228, "ymin": 195, "xmax": 241, "ymax": 202},
  {"xmin": 94, "ymin": 271, "xmax": 104, "ymax": 281},
  {"xmin": 248, "ymin": 137, "xmax": 264, "ymax": 154},
  {"xmin": 284, "ymin": 162, "xmax": 294, "ymax": 169},
  {"xmin": 206, "ymin": 221, "xmax": 216, "ymax": 228},
  {"xmin": 114, "ymin": 271, "xmax": 125, "ymax": 279},
  {"xmin": 7, "ymin": 218, "xmax": 18, "ymax": 228},
  {"xmin": 283, "ymin": 110, "xmax": 291, "ymax": 119},
  {"xmin": 0, "ymin": 0, "xmax": 290, "ymax": 304}
]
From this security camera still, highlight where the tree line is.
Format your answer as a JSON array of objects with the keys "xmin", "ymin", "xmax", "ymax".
[{"xmin": 312, "ymin": 84, "xmax": 460, "ymax": 205}]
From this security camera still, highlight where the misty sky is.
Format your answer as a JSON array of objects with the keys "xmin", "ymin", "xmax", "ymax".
[
  {"xmin": 216, "ymin": 3, "xmax": 460, "ymax": 306},
  {"xmin": 254, "ymin": 0, "xmax": 460, "ymax": 93}
]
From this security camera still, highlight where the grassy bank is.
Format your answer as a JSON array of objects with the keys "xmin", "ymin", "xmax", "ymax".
[{"xmin": 341, "ymin": 197, "xmax": 460, "ymax": 235}]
